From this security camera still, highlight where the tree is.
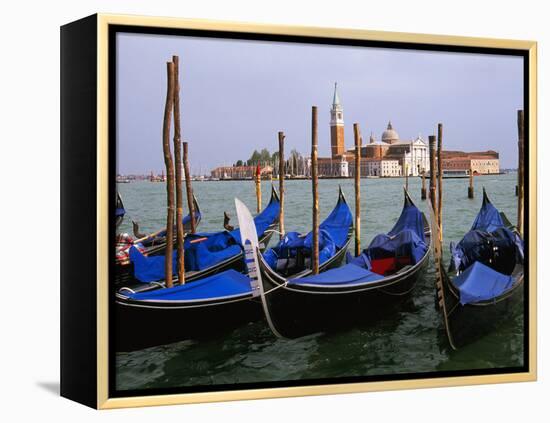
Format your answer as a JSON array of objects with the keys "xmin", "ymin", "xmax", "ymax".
[
  {"xmin": 235, "ymin": 159, "xmax": 243, "ymax": 167},
  {"xmin": 248, "ymin": 150, "xmax": 261, "ymax": 166}
]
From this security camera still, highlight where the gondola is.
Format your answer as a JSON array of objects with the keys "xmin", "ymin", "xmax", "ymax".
[
  {"xmin": 253, "ymin": 188, "xmax": 431, "ymax": 338},
  {"xmin": 114, "ymin": 194, "xmax": 202, "ymax": 286},
  {"xmin": 114, "ymin": 188, "xmax": 352, "ymax": 351},
  {"xmin": 115, "ymin": 186, "xmax": 280, "ymax": 288},
  {"xmin": 434, "ymin": 188, "xmax": 524, "ymax": 349}
]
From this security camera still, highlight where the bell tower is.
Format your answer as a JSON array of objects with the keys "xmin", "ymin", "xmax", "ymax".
[{"xmin": 330, "ymin": 82, "xmax": 345, "ymax": 158}]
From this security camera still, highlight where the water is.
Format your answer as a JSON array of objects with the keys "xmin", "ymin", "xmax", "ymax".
[{"xmin": 115, "ymin": 173, "xmax": 524, "ymax": 391}]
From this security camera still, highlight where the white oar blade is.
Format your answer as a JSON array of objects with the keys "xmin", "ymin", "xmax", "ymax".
[
  {"xmin": 235, "ymin": 198, "xmax": 259, "ymax": 248},
  {"xmin": 235, "ymin": 198, "xmax": 261, "ymax": 297}
]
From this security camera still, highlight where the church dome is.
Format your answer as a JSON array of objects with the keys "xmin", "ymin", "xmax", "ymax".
[{"xmin": 381, "ymin": 121, "xmax": 399, "ymax": 144}]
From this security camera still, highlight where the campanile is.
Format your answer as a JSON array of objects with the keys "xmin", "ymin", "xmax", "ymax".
[{"xmin": 330, "ymin": 82, "xmax": 345, "ymax": 158}]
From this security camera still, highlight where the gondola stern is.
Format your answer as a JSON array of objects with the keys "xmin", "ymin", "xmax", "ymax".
[
  {"xmin": 270, "ymin": 185, "xmax": 280, "ymax": 204},
  {"xmin": 403, "ymin": 186, "xmax": 416, "ymax": 208}
]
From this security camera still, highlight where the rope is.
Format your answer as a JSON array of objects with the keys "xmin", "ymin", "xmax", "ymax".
[
  {"xmin": 378, "ymin": 280, "xmax": 418, "ymax": 296},
  {"xmin": 263, "ymin": 281, "xmax": 289, "ymax": 295}
]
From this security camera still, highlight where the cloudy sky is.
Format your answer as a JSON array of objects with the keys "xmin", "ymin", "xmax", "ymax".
[{"xmin": 116, "ymin": 32, "xmax": 523, "ymax": 174}]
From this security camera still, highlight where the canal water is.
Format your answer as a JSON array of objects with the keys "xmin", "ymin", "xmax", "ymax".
[{"xmin": 115, "ymin": 173, "xmax": 524, "ymax": 391}]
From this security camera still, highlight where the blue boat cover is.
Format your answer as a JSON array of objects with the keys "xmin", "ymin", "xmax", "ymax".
[
  {"xmin": 230, "ymin": 196, "xmax": 280, "ymax": 245},
  {"xmin": 263, "ymin": 196, "xmax": 351, "ymax": 269},
  {"xmin": 129, "ymin": 196, "xmax": 279, "ymax": 282},
  {"xmin": 126, "ymin": 269, "xmax": 252, "ymax": 302},
  {"xmin": 115, "ymin": 207, "xmax": 125, "ymax": 217},
  {"xmin": 288, "ymin": 262, "xmax": 383, "ymax": 286},
  {"xmin": 367, "ymin": 229, "xmax": 427, "ymax": 265},
  {"xmin": 356, "ymin": 199, "xmax": 427, "ymax": 264},
  {"xmin": 317, "ymin": 196, "xmax": 353, "ymax": 248},
  {"xmin": 153, "ymin": 211, "xmax": 202, "ymax": 239},
  {"xmin": 388, "ymin": 201, "xmax": 425, "ymax": 243},
  {"xmin": 451, "ymin": 227, "xmax": 521, "ymax": 275},
  {"xmin": 453, "ymin": 261, "xmax": 514, "ymax": 305},
  {"xmin": 470, "ymin": 199, "xmax": 504, "ymax": 233}
]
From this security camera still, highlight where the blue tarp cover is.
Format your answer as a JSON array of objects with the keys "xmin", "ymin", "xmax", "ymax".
[
  {"xmin": 367, "ymin": 229, "xmax": 427, "ymax": 265},
  {"xmin": 130, "ymin": 196, "xmax": 279, "ymax": 282},
  {"xmin": 451, "ymin": 227, "xmax": 520, "ymax": 275},
  {"xmin": 318, "ymin": 196, "xmax": 353, "ymax": 248},
  {"xmin": 263, "ymin": 195, "xmax": 351, "ymax": 269},
  {"xmin": 230, "ymin": 197, "xmax": 279, "ymax": 244},
  {"xmin": 127, "ymin": 269, "xmax": 252, "ymax": 302},
  {"xmin": 153, "ymin": 211, "xmax": 202, "ymax": 239},
  {"xmin": 470, "ymin": 199, "xmax": 504, "ymax": 233},
  {"xmin": 453, "ymin": 261, "xmax": 514, "ymax": 305},
  {"xmin": 359, "ymin": 200, "xmax": 427, "ymax": 265},
  {"xmin": 289, "ymin": 262, "xmax": 383, "ymax": 286},
  {"xmin": 388, "ymin": 202, "xmax": 425, "ymax": 243}
]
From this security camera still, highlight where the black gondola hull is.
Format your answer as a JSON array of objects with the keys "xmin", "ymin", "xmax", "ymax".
[
  {"xmin": 439, "ymin": 264, "xmax": 524, "ymax": 348},
  {"xmin": 260, "ymin": 248, "xmax": 429, "ymax": 338},
  {"xmin": 115, "ymin": 295, "xmax": 262, "ymax": 352}
]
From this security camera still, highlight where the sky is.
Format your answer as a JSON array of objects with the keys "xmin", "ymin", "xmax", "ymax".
[{"xmin": 116, "ymin": 32, "xmax": 524, "ymax": 174}]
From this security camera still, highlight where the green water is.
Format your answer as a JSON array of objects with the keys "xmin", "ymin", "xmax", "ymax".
[{"xmin": 115, "ymin": 174, "xmax": 524, "ymax": 391}]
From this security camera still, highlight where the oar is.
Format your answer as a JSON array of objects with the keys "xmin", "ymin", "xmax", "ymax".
[
  {"xmin": 428, "ymin": 197, "xmax": 457, "ymax": 350},
  {"xmin": 235, "ymin": 198, "xmax": 284, "ymax": 338}
]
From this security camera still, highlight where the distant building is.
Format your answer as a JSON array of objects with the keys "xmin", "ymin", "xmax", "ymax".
[
  {"xmin": 441, "ymin": 151, "xmax": 500, "ymax": 175},
  {"xmin": 349, "ymin": 158, "xmax": 402, "ymax": 177},
  {"xmin": 318, "ymin": 83, "xmax": 426, "ymax": 177},
  {"xmin": 210, "ymin": 165, "xmax": 273, "ymax": 179}
]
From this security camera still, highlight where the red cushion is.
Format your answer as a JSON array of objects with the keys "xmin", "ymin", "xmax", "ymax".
[{"xmin": 371, "ymin": 257, "xmax": 396, "ymax": 275}]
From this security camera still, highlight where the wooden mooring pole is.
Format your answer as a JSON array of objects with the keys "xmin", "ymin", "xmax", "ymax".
[
  {"xmin": 437, "ymin": 124, "xmax": 443, "ymax": 232},
  {"xmin": 405, "ymin": 163, "xmax": 409, "ymax": 192},
  {"xmin": 468, "ymin": 164, "xmax": 474, "ymax": 199},
  {"xmin": 172, "ymin": 56, "xmax": 185, "ymax": 284},
  {"xmin": 428, "ymin": 135, "xmax": 437, "ymax": 216},
  {"xmin": 182, "ymin": 142, "xmax": 196, "ymax": 234},
  {"xmin": 517, "ymin": 110, "xmax": 524, "ymax": 236},
  {"xmin": 255, "ymin": 164, "xmax": 262, "ymax": 213},
  {"xmin": 162, "ymin": 62, "xmax": 176, "ymax": 288},
  {"xmin": 353, "ymin": 123, "xmax": 362, "ymax": 257},
  {"xmin": 421, "ymin": 170, "xmax": 427, "ymax": 200},
  {"xmin": 311, "ymin": 106, "xmax": 319, "ymax": 275},
  {"xmin": 278, "ymin": 131, "xmax": 285, "ymax": 239}
]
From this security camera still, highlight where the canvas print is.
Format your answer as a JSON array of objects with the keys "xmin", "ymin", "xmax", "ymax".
[{"xmin": 112, "ymin": 29, "xmax": 526, "ymax": 395}]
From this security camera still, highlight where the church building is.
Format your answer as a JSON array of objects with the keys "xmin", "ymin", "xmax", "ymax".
[{"xmin": 318, "ymin": 83, "xmax": 429, "ymax": 177}]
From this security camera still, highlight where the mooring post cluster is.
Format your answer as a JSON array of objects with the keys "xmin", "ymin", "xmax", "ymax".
[{"xmin": 161, "ymin": 55, "xmax": 197, "ymax": 287}]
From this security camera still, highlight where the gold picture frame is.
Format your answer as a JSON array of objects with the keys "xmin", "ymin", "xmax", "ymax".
[{"xmin": 60, "ymin": 13, "xmax": 537, "ymax": 409}]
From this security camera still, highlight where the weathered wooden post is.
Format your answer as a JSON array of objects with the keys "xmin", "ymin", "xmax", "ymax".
[
  {"xmin": 405, "ymin": 163, "xmax": 409, "ymax": 192},
  {"xmin": 517, "ymin": 109, "xmax": 524, "ymax": 236},
  {"xmin": 172, "ymin": 56, "xmax": 185, "ymax": 284},
  {"xmin": 162, "ymin": 61, "xmax": 176, "ymax": 288},
  {"xmin": 255, "ymin": 164, "xmax": 262, "ymax": 213},
  {"xmin": 311, "ymin": 106, "xmax": 319, "ymax": 274},
  {"xmin": 428, "ymin": 135, "xmax": 437, "ymax": 215},
  {"xmin": 182, "ymin": 142, "xmax": 196, "ymax": 233},
  {"xmin": 353, "ymin": 123, "xmax": 362, "ymax": 257},
  {"xmin": 278, "ymin": 131, "xmax": 285, "ymax": 239},
  {"xmin": 421, "ymin": 170, "xmax": 427, "ymax": 200},
  {"xmin": 437, "ymin": 123, "xmax": 443, "ymax": 231},
  {"xmin": 468, "ymin": 164, "xmax": 474, "ymax": 199}
]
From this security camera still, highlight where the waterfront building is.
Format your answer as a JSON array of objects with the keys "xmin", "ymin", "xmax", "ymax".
[
  {"xmin": 348, "ymin": 158, "xmax": 402, "ymax": 177},
  {"xmin": 441, "ymin": 151, "xmax": 500, "ymax": 174},
  {"xmin": 210, "ymin": 165, "xmax": 273, "ymax": 179}
]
